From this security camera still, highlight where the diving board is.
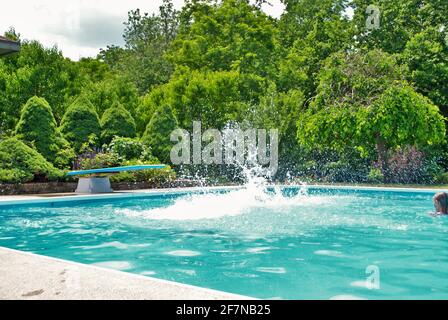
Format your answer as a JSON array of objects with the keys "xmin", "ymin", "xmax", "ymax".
[
  {"xmin": 67, "ymin": 165, "xmax": 167, "ymax": 176},
  {"xmin": 67, "ymin": 165, "xmax": 167, "ymax": 194}
]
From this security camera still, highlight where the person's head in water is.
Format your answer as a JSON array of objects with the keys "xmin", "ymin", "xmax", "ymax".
[{"xmin": 433, "ymin": 192, "xmax": 448, "ymax": 214}]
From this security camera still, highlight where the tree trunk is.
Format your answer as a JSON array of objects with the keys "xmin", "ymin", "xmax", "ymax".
[{"xmin": 375, "ymin": 133, "xmax": 389, "ymax": 182}]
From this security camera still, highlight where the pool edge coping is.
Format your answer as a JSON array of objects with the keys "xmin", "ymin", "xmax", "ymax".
[
  {"xmin": 0, "ymin": 186, "xmax": 243, "ymax": 206},
  {"xmin": 0, "ymin": 184, "xmax": 446, "ymax": 207}
]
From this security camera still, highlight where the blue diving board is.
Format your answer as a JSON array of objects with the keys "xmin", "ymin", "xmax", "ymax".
[{"xmin": 67, "ymin": 165, "xmax": 167, "ymax": 176}]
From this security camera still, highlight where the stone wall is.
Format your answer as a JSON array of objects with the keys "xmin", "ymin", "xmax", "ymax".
[
  {"xmin": 0, "ymin": 179, "xmax": 203, "ymax": 195},
  {"xmin": 0, "ymin": 182, "xmax": 77, "ymax": 195}
]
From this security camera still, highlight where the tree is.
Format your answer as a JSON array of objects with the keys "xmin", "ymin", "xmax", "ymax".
[
  {"xmin": 106, "ymin": 136, "xmax": 153, "ymax": 161},
  {"xmin": 99, "ymin": 1, "xmax": 179, "ymax": 94},
  {"xmin": 278, "ymin": 0, "xmax": 353, "ymax": 96},
  {"xmin": 401, "ymin": 27, "xmax": 448, "ymax": 116},
  {"xmin": 170, "ymin": 0, "xmax": 279, "ymax": 79},
  {"xmin": 60, "ymin": 96, "xmax": 101, "ymax": 152},
  {"xmin": 0, "ymin": 39, "xmax": 85, "ymax": 132},
  {"xmin": 253, "ymin": 85, "xmax": 306, "ymax": 175},
  {"xmin": 297, "ymin": 50, "xmax": 445, "ymax": 180},
  {"xmin": 351, "ymin": 0, "xmax": 448, "ymax": 54},
  {"xmin": 142, "ymin": 104, "xmax": 179, "ymax": 163},
  {"xmin": 137, "ymin": 70, "xmax": 267, "ymax": 132},
  {"xmin": 358, "ymin": 85, "xmax": 445, "ymax": 174},
  {"xmin": 77, "ymin": 57, "xmax": 111, "ymax": 83},
  {"xmin": 0, "ymin": 137, "xmax": 62, "ymax": 183},
  {"xmin": 100, "ymin": 102, "xmax": 137, "ymax": 144},
  {"xmin": 14, "ymin": 96, "xmax": 75, "ymax": 168},
  {"xmin": 279, "ymin": 0, "xmax": 350, "ymax": 47},
  {"xmin": 81, "ymin": 75, "xmax": 139, "ymax": 117},
  {"xmin": 136, "ymin": 84, "xmax": 170, "ymax": 134}
]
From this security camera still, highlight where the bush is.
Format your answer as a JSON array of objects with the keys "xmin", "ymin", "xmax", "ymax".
[
  {"xmin": 435, "ymin": 172, "xmax": 448, "ymax": 184},
  {"xmin": 367, "ymin": 168, "xmax": 384, "ymax": 184},
  {"xmin": 142, "ymin": 104, "xmax": 178, "ymax": 164},
  {"xmin": 322, "ymin": 160, "xmax": 369, "ymax": 183},
  {"xmin": 0, "ymin": 138, "xmax": 63, "ymax": 183},
  {"xmin": 100, "ymin": 102, "xmax": 136, "ymax": 144},
  {"xmin": 0, "ymin": 168, "xmax": 31, "ymax": 184},
  {"xmin": 106, "ymin": 136, "xmax": 154, "ymax": 162},
  {"xmin": 386, "ymin": 146, "xmax": 432, "ymax": 184},
  {"xmin": 15, "ymin": 96, "xmax": 75, "ymax": 168},
  {"xmin": 60, "ymin": 96, "xmax": 101, "ymax": 152},
  {"xmin": 78, "ymin": 152, "xmax": 121, "ymax": 170}
]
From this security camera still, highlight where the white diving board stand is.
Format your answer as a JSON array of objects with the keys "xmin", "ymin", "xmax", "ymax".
[{"xmin": 66, "ymin": 165, "xmax": 167, "ymax": 194}]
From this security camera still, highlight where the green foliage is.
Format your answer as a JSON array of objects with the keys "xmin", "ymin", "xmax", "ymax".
[
  {"xmin": 78, "ymin": 152, "xmax": 121, "ymax": 170},
  {"xmin": 2, "ymin": 0, "xmax": 448, "ymax": 185},
  {"xmin": 351, "ymin": 0, "xmax": 448, "ymax": 54},
  {"xmin": 136, "ymin": 85, "xmax": 169, "ymax": 133},
  {"xmin": 99, "ymin": 1, "xmax": 179, "ymax": 94},
  {"xmin": 100, "ymin": 102, "xmax": 137, "ymax": 144},
  {"xmin": 77, "ymin": 57, "xmax": 111, "ymax": 83},
  {"xmin": 367, "ymin": 168, "xmax": 384, "ymax": 184},
  {"xmin": 0, "ymin": 138, "xmax": 63, "ymax": 183},
  {"xmin": 386, "ymin": 146, "xmax": 438, "ymax": 184},
  {"xmin": 106, "ymin": 136, "xmax": 154, "ymax": 162},
  {"xmin": 278, "ymin": 0, "xmax": 352, "ymax": 95},
  {"xmin": 0, "ymin": 40, "xmax": 85, "ymax": 134},
  {"xmin": 435, "ymin": 172, "xmax": 448, "ymax": 185},
  {"xmin": 81, "ymin": 76, "xmax": 139, "ymax": 117},
  {"xmin": 358, "ymin": 85, "xmax": 445, "ymax": 152},
  {"xmin": 297, "ymin": 50, "xmax": 404, "ymax": 154},
  {"xmin": 137, "ymin": 70, "xmax": 267, "ymax": 133},
  {"xmin": 14, "ymin": 96, "xmax": 75, "ymax": 168},
  {"xmin": 322, "ymin": 160, "xmax": 368, "ymax": 183},
  {"xmin": 142, "ymin": 104, "xmax": 179, "ymax": 163},
  {"xmin": 297, "ymin": 50, "xmax": 445, "ymax": 179},
  {"xmin": 401, "ymin": 27, "xmax": 448, "ymax": 115},
  {"xmin": 312, "ymin": 50, "xmax": 404, "ymax": 111},
  {"xmin": 170, "ymin": 0, "xmax": 278, "ymax": 79},
  {"xmin": 0, "ymin": 168, "xmax": 31, "ymax": 184},
  {"xmin": 60, "ymin": 96, "xmax": 101, "ymax": 152}
]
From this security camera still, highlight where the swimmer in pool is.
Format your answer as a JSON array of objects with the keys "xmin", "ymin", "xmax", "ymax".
[{"xmin": 433, "ymin": 192, "xmax": 448, "ymax": 215}]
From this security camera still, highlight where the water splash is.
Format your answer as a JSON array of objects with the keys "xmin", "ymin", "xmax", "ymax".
[
  {"xmin": 116, "ymin": 152, "xmax": 314, "ymax": 221},
  {"xmin": 113, "ymin": 131, "xmax": 411, "ymax": 233},
  {"xmin": 116, "ymin": 185, "xmax": 318, "ymax": 221}
]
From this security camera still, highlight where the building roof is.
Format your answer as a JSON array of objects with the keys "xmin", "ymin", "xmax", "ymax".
[{"xmin": 0, "ymin": 35, "xmax": 20, "ymax": 56}]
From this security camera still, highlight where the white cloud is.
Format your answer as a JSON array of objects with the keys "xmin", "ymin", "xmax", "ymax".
[{"xmin": 0, "ymin": 0, "xmax": 284, "ymax": 61}]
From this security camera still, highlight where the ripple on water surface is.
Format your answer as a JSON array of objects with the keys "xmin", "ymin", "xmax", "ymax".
[{"xmin": 1, "ymin": 186, "xmax": 448, "ymax": 299}]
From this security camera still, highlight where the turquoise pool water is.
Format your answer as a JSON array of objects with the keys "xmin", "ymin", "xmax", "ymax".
[{"xmin": 1, "ymin": 186, "xmax": 447, "ymax": 299}]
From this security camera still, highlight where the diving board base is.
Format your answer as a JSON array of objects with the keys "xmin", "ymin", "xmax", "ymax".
[{"xmin": 75, "ymin": 177, "xmax": 113, "ymax": 194}]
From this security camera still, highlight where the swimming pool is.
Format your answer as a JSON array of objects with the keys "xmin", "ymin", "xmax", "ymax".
[{"xmin": 1, "ymin": 185, "xmax": 447, "ymax": 299}]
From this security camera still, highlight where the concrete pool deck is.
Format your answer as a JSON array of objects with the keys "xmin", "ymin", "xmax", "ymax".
[{"xmin": 0, "ymin": 247, "xmax": 251, "ymax": 300}]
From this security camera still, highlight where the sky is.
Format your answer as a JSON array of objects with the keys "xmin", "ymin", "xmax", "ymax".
[{"xmin": 0, "ymin": 0, "xmax": 285, "ymax": 61}]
